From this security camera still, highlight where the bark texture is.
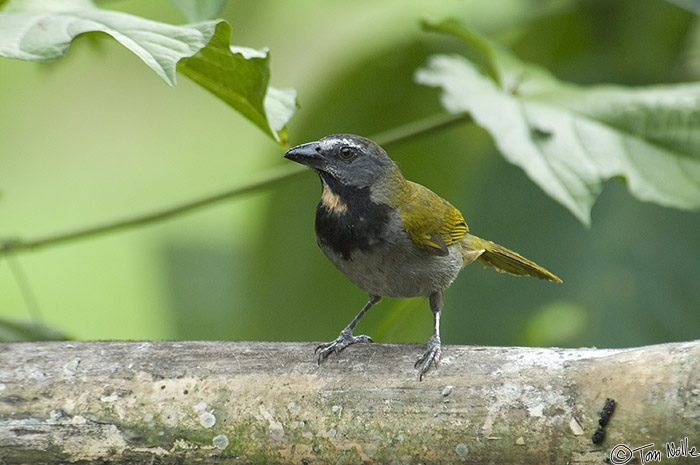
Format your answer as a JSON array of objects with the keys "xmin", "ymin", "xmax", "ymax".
[{"xmin": 1, "ymin": 340, "xmax": 699, "ymax": 464}]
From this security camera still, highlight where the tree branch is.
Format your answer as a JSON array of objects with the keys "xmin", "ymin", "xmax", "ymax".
[
  {"xmin": 0, "ymin": 113, "xmax": 472, "ymax": 257},
  {"xmin": 1, "ymin": 340, "xmax": 698, "ymax": 464},
  {"xmin": 0, "ymin": 164, "xmax": 304, "ymax": 255}
]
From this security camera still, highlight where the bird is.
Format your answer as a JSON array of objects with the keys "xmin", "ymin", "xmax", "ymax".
[{"xmin": 284, "ymin": 134, "xmax": 561, "ymax": 380}]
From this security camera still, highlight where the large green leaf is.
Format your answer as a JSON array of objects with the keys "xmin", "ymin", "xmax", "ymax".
[
  {"xmin": 0, "ymin": 0, "xmax": 295, "ymax": 143},
  {"xmin": 178, "ymin": 31, "xmax": 297, "ymax": 145},
  {"xmin": 416, "ymin": 21, "xmax": 700, "ymax": 225}
]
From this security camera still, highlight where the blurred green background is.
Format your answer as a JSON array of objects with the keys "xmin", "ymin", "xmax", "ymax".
[{"xmin": 1, "ymin": 0, "xmax": 698, "ymax": 348}]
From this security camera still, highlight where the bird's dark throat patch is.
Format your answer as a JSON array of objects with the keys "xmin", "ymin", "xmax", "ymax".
[{"xmin": 315, "ymin": 174, "xmax": 392, "ymax": 260}]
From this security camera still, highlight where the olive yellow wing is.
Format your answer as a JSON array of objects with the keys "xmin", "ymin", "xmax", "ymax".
[{"xmin": 398, "ymin": 181, "xmax": 468, "ymax": 256}]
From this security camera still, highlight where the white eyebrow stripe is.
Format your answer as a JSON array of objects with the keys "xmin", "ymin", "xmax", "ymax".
[{"xmin": 319, "ymin": 137, "xmax": 363, "ymax": 151}]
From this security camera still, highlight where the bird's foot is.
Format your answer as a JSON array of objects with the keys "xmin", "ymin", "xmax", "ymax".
[
  {"xmin": 315, "ymin": 329, "xmax": 373, "ymax": 365},
  {"xmin": 414, "ymin": 335, "xmax": 441, "ymax": 381}
]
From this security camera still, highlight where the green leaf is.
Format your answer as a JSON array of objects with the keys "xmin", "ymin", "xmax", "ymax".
[
  {"xmin": 264, "ymin": 86, "xmax": 298, "ymax": 141},
  {"xmin": 0, "ymin": 1, "xmax": 217, "ymax": 85},
  {"xmin": 178, "ymin": 30, "xmax": 297, "ymax": 145},
  {"xmin": 416, "ymin": 21, "xmax": 700, "ymax": 225},
  {"xmin": 169, "ymin": 0, "xmax": 227, "ymax": 22},
  {"xmin": 0, "ymin": 0, "xmax": 295, "ymax": 143}
]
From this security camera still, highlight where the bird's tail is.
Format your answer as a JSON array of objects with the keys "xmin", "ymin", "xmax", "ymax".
[{"xmin": 460, "ymin": 233, "xmax": 562, "ymax": 283}]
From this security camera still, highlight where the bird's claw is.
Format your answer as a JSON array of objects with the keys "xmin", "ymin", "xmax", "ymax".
[
  {"xmin": 315, "ymin": 330, "xmax": 373, "ymax": 365},
  {"xmin": 415, "ymin": 335, "xmax": 441, "ymax": 381}
]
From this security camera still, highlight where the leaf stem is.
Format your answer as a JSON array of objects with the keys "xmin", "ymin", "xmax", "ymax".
[
  {"xmin": 373, "ymin": 112, "xmax": 472, "ymax": 146},
  {"xmin": 0, "ymin": 112, "xmax": 472, "ymax": 256}
]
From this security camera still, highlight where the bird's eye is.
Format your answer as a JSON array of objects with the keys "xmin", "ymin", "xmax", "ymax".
[{"xmin": 339, "ymin": 146, "xmax": 356, "ymax": 160}]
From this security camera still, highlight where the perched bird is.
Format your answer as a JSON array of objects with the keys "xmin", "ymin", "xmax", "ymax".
[{"xmin": 284, "ymin": 134, "xmax": 561, "ymax": 379}]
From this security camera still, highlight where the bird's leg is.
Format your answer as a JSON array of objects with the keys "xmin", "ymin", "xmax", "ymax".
[
  {"xmin": 316, "ymin": 294, "xmax": 381, "ymax": 365},
  {"xmin": 415, "ymin": 291, "xmax": 443, "ymax": 380}
]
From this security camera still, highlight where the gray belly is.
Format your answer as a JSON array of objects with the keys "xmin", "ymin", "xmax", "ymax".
[{"xmin": 320, "ymin": 235, "xmax": 463, "ymax": 298}]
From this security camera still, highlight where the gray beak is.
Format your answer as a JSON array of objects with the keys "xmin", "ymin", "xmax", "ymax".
[{"xmin": 283, "ymin": 141, "xmax": 326, "ymax": 170}]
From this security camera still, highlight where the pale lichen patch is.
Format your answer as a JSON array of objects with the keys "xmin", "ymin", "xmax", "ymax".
[
  {"xmin": 213, "ymin": 434, "xmax": 229, "ymax": 450},
  {"xmin": 199, "ymin": 411, "xmax": 216, "ymax": 428}
]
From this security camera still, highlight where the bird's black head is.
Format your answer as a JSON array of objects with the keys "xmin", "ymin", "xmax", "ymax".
[{"xmin": 284, "ymin": 134, "xmax": 395, "ymax": 189}]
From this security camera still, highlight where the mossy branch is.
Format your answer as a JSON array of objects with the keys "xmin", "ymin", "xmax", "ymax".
[{"xmin": 1, "ymin": 340, "xmax": 698, "ymax": 463}]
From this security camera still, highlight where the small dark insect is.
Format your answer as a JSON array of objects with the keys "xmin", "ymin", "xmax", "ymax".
[
  {"xmin": 592, "ymin": 427, "xmax": 607, "ymax": 444},
  {"xmin": 599, "ymin": 398, "xmax": 616, "ymax": 427},
  {"xmin": 592, "ymin": 397, "xmax": 616, "ymax": 444}
]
